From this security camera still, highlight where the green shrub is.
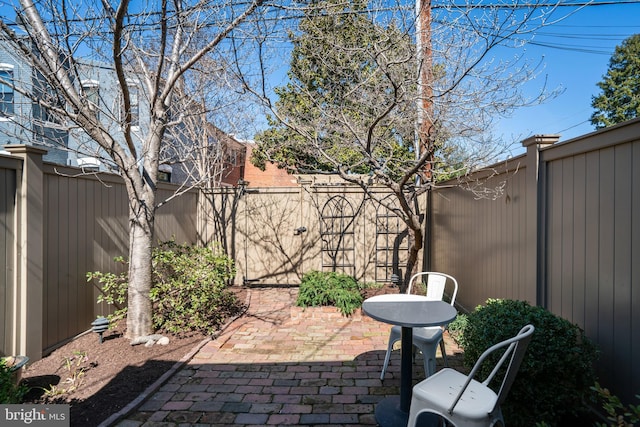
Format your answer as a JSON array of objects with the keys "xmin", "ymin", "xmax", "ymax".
[
  {"xmin": 445, "ymin": 312, "xmax": 468, "ymax": 345},
  {"xmin": 150, "ymin": 241, "xmax": 243, "ymax": 335},
  {"xmin": 0, "ymin": 358, "xmax": 28, "ymax": 404},
  {"xmin": 296, "ymin": 271, "xmax": 363, "ymax": 316},
  {"xmin": 87, "ymin": 256, "xmax": 129, "ymax": 322},
  {"xmin": 592, "ymin": 382, "xmax": 640, "ymax": 427},
  {"xmin": 456, "ymin": 299, "xmax": 598, "ymax": 427},
  {"xmin": 88, "ymin": 241, "xmax": 245, "ymax": 336}
]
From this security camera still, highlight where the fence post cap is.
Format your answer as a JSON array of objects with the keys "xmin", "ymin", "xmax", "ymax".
[{"xmin": 521, "ymin": 134, "xmax": 560, "ymax": 147}]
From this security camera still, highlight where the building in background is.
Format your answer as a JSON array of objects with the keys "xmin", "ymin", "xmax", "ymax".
[
  {"xmin": 1, "ymin": 35, "xmax": 296, "ymax": 189},
  {"xmin": 0, "ymin": 39, "xmax": 152, "ymax": 171},
  {"xmin": 242, "ymin": 143, "xmax": 294, "ymax": 187}
]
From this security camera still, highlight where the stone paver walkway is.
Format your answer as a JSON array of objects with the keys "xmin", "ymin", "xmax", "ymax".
[{"xmin": 110, "ymin": 287, "xmax": 461, "ymax": 427}]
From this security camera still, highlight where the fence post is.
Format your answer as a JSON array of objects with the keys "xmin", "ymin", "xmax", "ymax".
[
  {"xmin": 520, "ymin": 135, "xmax": 559, "ymax": 307},
  {"xmin": 4, "ymin": 144, "xmax": 46, "ymax": 361}
]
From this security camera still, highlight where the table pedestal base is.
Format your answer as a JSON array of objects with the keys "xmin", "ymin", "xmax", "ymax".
[
  {"xmin": 375, "ymin": 395, "xmax": 442, "ymax": 427},
  {"xmin": 375, "ymin": 396, "xmax": 407, "ymax": 427}
]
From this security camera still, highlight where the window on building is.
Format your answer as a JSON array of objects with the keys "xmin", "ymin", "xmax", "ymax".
[
  {"xmin": 120, "ymin": 80, "xmax": 139, "ymax": 128},
  {"xmin": 30, "ymin": 69, "xmax": 66, "ymax": 126},
  {"xmin": 81, "ymin": 79, "xmax": 100, "ymax": 118},
  {"xmin": 158, "ymin": 164, "xmax": 172, "ymax": 183},
  {"xmin": 128, "ymin": 83, "xmax": 139, "ymax": 127},
  {"xmin": 40, "ymin": 86, "xmax": 65, "ymax": 125},
  {"xmin": 0, "ymin": 64, "xmax": 15, "ymax": 118}
]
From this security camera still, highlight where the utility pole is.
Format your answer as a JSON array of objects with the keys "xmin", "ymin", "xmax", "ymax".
[
  {"xmin": 416, "ymin": 0, "xmax": 433, "ymax": 180},
  {"xmin": 416, "ymin": 0, "xmax": 434, "ymax": 275}
]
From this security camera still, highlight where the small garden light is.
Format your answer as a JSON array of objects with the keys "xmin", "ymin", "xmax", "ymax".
[
  {"xmin": 91, "ymin": 317, "xmax": 110, "ymax": 343},
  {"xmin": 390, "ymin": 274, "xmax": 400, "ymax": 287}
]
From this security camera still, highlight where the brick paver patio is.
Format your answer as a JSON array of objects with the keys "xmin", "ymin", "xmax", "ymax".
[{"xmin": 109, "ymin": 286, "xmax": 462, "ymax": 427}]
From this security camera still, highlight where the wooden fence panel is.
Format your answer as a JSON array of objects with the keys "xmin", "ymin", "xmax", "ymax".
[
  {"xmin": 542, "ymin": 137, "xmax": 640, "ymax": 401},
  {"xmin": 431, "ymin": 119, "xmax": 640, "ymax": 403},
  {"xmin": 205, "ymin": 182, "xmax": 408, "ymax": 287},
  {"xmin": 0, "ymin": 164, "xmax": 16, "ymax": 356},
  {"xmin": 42, "ymin": 170, "xmax": 127, "ymax": 351},
  {"xmin": 431, "ymin": 161, "xmax": 533, "ymax": 313},
  {"xmin": 40, "ymin": 165, "xmax": 198, "ymax": 353}
]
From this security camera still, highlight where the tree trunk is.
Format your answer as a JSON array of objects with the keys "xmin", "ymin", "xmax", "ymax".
[
  {"xmin": 126, "ymin": 197, "xmax": 155, "ymax": 339},
  {"xmin": 401, "ymin": 225, "xmax": 423, "ymax": 293}
]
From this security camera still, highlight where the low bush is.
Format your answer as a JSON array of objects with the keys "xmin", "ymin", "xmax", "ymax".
[
  {"xmin": 1, "ymin": 358, "xmax": 28, "ymax": 404},
  {"xmin": 445, "ymin": 312, "xmax": 467, "ymax": 345},
  {"xmin": 592, "ymin": 382, "xmax": 640, "ymax": 427},
  {"xmin": 88, "ymin": 241, "xmax": 245, "ymax": 336},
  {"xmin": 296, "ymin": 271, "xmax": 363, "ymax": 316},
  {"xmin": 456, "ymin": 299, "xmax": 598, "ymax": 427}
]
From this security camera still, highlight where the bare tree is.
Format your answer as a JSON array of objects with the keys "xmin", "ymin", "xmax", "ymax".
[
  {"xmin": 0, "ymin": 0, "xmax": 267, "ymax": 340},
  {"xmin": 246, "ymin": 0, "xmax": 567, "ymax": 290},
  {"xmin": 161, "ymin": 56, "xmax": 252, "ymax": 190}
]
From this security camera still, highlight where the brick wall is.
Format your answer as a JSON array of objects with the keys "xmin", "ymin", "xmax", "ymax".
[{"xmin": 242, "ymin": 144, "xmax": 295, "ymax": 187}]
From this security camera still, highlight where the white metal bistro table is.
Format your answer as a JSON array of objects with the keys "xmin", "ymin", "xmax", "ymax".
[{"xmin": 363, "ymin": 294, "xmax": 457, "ymax": 427}]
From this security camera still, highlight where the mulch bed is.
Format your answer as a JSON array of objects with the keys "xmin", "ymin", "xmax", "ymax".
[
  {"xmin": 19, "ymin": 286, "xmax": 249, "ymax": 427},
  {"xmin": 20, "ymin": 321, "xmax": 208, "ymax": 427}
]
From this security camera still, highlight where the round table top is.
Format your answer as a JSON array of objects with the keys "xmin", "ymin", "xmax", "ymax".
[{"xmin": 362, "ymin": 294, "xmax": 457, "ymax": 328}]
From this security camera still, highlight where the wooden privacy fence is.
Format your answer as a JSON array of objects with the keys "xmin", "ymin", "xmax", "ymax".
[
  {"xmin": 1, "ymin": 147, "xmax": 413, "ymax": 362},
  {"xmin": 2, "ymin": 117, "xmax": 639, "ymax": 404},
  {"xmin": 430, "ymin": 118, "xmax": 640, "ymax": 404},
  {"xmin": 1, "ymin": 145, "xmax": 199, "ymax": 360},
  {"xmin": 200, "ymin": 176, "xmax": 416, "ymax": 287}
]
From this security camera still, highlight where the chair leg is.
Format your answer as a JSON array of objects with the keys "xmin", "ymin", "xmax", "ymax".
[
  {"xmin": 424, "ymin": 352, "xmax": 435, "ymax": 378},
  {"xmin": 439, "ymin": 338, "xmax": 448, "ymax": 367},
  {"xmin": 380, "ymin": 337, "xmax": 396, "ymax": 380},
  {"xmin": 417, "ymin": 342, "xmax": 439, "ymax": 378}
]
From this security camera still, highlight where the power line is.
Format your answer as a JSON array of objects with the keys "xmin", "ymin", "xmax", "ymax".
[
  {"xmin": 3, "ymin": 1, "xmax": 640, "ymax": 27},
  {"xmin": 1, "ymin": 1, "xmax": 639, "ymax": 57}
]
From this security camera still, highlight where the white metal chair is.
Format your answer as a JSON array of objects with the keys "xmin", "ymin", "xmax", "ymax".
[
  {"xmin": 407, "ymin": 324, "xmax": 535, "ymax": 427},
  {"xmin": 379, "ymin": 272, "xmax": 458, "ymax": 380}
]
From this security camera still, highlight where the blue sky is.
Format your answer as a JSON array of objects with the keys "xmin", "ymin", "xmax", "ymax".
[
  {"xmin": 258, "ymin": 1, "xmax": 640, "ymax": 152},
  {"xmin": 493, "ymin": 1, "xmax": 640, "ymax": 154},
  {"xmin": 1, "ymin": 1, "xmax": 637, "ymax": 148}
]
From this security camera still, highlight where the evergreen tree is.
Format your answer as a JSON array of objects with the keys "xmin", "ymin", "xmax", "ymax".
[
  {"xmin": 252, "ymin": 0, "xmax": 417, "ymax": 177},
  {"xmin": 591, "ymin": 34, "xmax": 640, "ymax": 128}
]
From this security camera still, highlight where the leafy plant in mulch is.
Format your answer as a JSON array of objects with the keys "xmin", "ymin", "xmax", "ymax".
[
  {"xmin": 88, "ymin": 240, "xmax": 245, "ymax": 336},
  {"xmin": 43, "ymin": 351, "xmax": 94, "ymax": 398},
  {"xmin": 454, "ymin": 299, "xmax": 598, "ymax": 427},
  {"xmin": 0, "ymin": 358, "xmax": 28, "ymax": 403},
  {"xmin": 296, "ymin": 270, "xmax": 364, "ymax": 316}
]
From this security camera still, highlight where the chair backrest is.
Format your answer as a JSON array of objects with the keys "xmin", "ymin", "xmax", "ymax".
[
  {"xmin": 407, "ymin": 272, "xmax": 458, "ymax": 306},
  {"xmin": 448, "ymin": 324, "xmax": 535, "ymax": 414}
]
